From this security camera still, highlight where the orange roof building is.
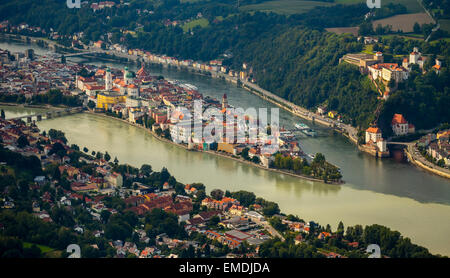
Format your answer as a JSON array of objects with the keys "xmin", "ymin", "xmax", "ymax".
[
  {"xmin": 391, "ymin": 113, "xmax": 414, "ymax": 136},
  {"xmin": 366, "ymin": 127, "xmax": 381, "ymax": 134},
  {"xmin": 392, "ymin": 113, "xmax": 407, "ymax": 125},
  {"xmin": 365, "ymin": 126, "xmax": 383, "ymax": 146}
]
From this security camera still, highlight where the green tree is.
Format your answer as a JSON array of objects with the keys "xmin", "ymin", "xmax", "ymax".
[
  {"xmin": 17, "ymin": 135, "xmax": 29, "ymax": 148},
  {"xmin": 208, "ymin": 215, "xmax": 220, "ymax": 227},
  {"xmin": 337, "ymin": 221, "xmax": 345, "ymax": 236},
  {"xmin": 313, "ymin": 153, "xmax": 326, "ymax": 165},
  {"xmin": 241, "ymin": 148, "xmax": 250, "ymax": 160},
  {"xmin": 101, "ymin": 210, "xmax": 111, "ymax": 224},
  {"xmin": 251, "ymin": 156, "xmax": 260, "ymax": 164},
  {"xmin": 210, "ymin": 189, "xmax": 224, "ymax": 200},
  {"xmin": 87, "ymin": 100, "xmax": 96, "ymax": 109},
  {"xmin": 140, "ymin": 164, "xmax": 152, "ymax": 176},
  {"xmin": 413, "ymin": 22, "xmax": 421, "ymax": 34},
  {"xmin": 104, "ymin": 152, "xmax": 111, "ymax": 162}
]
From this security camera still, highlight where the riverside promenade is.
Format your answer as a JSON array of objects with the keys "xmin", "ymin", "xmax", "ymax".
[{"xmin": 405, "ymin": 144, "xmax": 450, "ymax": 179}]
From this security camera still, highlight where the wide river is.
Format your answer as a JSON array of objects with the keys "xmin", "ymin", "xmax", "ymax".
[{"xmin": 1, "ymin": 39, "xmax": 450, "ymax": 255}]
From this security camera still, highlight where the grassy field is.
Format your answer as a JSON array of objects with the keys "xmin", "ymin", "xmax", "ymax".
[
  {"xmin": 23, "ymin": 242, "xmax": 63, "ymax": 257},
  {"xmin": 362, "ymin": 44, "xmax": 374, "ymax": 54},
  {"xmin": 430, "ymin": 37, "xmax": 450, "ymax": 44},
  {"xmin": 23, "ymin": 242, "xmax": 55, "ymax": 253},
  {"xmin": 325, "ymin": 27, "xmax": 359, "ymax": 36},
  {"xmin": 335, "ymin": 0, "xmax": 424, "ymax": 13},
  {"xmin": 239, "ymin": 0, "xmax": 334, "ymax": 15},
  {"xmin": 182, "ymin": 18, "xmax": 209, "ymax": 32},
  {"xmin": 380, "ymin": 34, "xmax": 424, "ymax": 41}
]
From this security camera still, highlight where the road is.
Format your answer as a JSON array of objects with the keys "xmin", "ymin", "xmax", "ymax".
[
  {"xmin": 253, "ymin": 218, "xmax": 285, "ymax": 242},
  {"xmin": 407, "ymin": 144, "xmax": 450, "ymax": 177}
]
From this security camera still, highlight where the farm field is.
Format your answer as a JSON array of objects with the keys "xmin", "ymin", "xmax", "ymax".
[
  {"xmin": 22, "ymin": 242, "xmax": 63, "ymax": 258},
  {"xmin": 380, "ymin": 34, "xmax": 424, "ymax": 41},
  {"xmin": 372, "ymin": 12, "xmax": 434, "ymax": 33},
  {"xmin": 22, "ymin": 242, "xmax": 54, "ymax": 253},
  {"xmin": 182, "ymin": 18, "xmax": 209, "ymax": 32},
  {"xmin": 239, "ymin": 0, "xmax": 424, "ymax": 16},
  {"xmin": 335, "ymin": 0, "xmax": 424, "ymax": 13},
  {"xmin": 239, "ymin": 0, "xmax": 334, "ymax": 15},
  {"xmin": 325, "ymin": 27, "xmax": 359, "ymax": 36}
]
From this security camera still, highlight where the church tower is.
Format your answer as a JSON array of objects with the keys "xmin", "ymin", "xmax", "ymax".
[
  {"xmin": 124, "ymin": 66, "xmax": 133, "ymax": 85},
  {"xmin": 222, "ymin": 93, "xmax": 228, "ymax": 110},
  {"xmin": 105, "ymin": 68, "xmax": 112, "ymax": 91}
]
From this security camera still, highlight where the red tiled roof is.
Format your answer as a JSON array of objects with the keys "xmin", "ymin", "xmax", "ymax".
[
  {"xmin": 366, "ymin": 127, "xmax": 381, "ymax": 134},
  {"xmin": 392, "ymin": 113, "xmax": 407, "ymax": 125}
]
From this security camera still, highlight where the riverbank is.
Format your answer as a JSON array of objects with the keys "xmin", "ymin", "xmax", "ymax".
[
  {"xmin": 0, "ymin": 102, "xmax": 54, "ymax": 109},
  {"xmin": 0, "ymin": 33, "xmax": 77, "ymax": 54},
  {"xmin": 405, "ymin": 144, "xmax": 450, "ymax": 179},
  {"xmin": 85, "ymin": 110, "xmax": 343, "ymax": 185}
]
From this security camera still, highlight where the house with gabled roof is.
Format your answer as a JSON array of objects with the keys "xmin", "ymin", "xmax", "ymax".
[{"xmin": 391, "ymin": 113, "xmax": 415, "ymax": 136}]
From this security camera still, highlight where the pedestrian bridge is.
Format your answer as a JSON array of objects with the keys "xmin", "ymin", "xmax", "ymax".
[{"xmin": 7, "ymin": 107, "xmax": 83, "ymax": 123}]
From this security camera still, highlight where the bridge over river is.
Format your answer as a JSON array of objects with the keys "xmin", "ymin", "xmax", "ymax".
[
  {"xmin": 386, "ymin": 141, "xmax": 415, "ymax": 146},
  {"xmin": 7, "ymin": 107, "xmax": 83, "ymax": 123},
  {"xmin": 61, "ymin": 51, "xmax": 100, "ymax": 58}
]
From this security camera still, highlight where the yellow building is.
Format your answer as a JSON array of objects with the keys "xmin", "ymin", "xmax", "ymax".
[
  {"xmin": 97, "ymin": 92, "xmax": 126, "ymax": 110},
  {"xmin": 328, "ymin": 111, "xmax": 338, "ymax": 119},
  {"xmin": 437, "ymin": 130, "xmax": 450, "ymax": 140},
  {"xmin": 217, "ymin": 142, "xmax": 237, "ymax": 155},
  {"xmin": 239, "ymin": 71, "xmax": 247, "ymax": 80}
]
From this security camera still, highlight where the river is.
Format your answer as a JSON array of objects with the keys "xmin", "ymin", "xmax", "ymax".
[{"xmin": 1, "ymin": 39, "xmax": 450, "ymax": 256}]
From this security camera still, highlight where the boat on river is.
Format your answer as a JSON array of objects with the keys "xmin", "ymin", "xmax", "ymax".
[
  {"xmin": 295, "ymin": 123, "xmax": 309, "ymax": 130},
  {"xmin": 302, "ymin": 128, "xmax": 316, "ymax": 137}
]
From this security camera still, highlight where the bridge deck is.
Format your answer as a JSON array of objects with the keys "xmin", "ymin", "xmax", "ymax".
[
  {"xmin": 7, "ymin": 107, "xmax": 83, "ymax": 121},
  {"xmin": 62, "ymin": 51, "xmax": 99, "ymax": 57}
]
